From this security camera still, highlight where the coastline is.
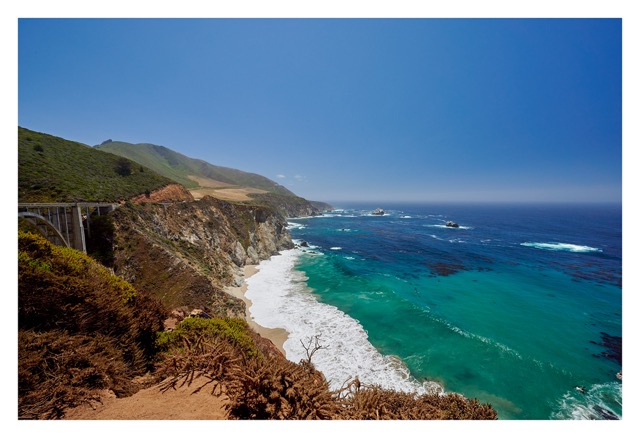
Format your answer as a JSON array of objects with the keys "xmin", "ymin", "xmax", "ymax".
[{"xmin": 225, "ymin": 264, "xmax": 289, "ymax": 356}]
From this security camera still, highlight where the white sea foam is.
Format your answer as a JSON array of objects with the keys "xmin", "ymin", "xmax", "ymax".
[
  {"xmin": 428, "ymin": 224, "xmax": 473, "ymax": 230},
  {"xmin": 551, "ymin": 382, "xmax": 622, "ymax": 420},
  {"xmin": 330, "ymin": 247, "xmax": 342, "ymax": 250},
  {"xmin": 521, "ymin": 242, "xmax": 602, "ymax": 253},
  {"xmin": 245, "ymin": 250, "xmax": 439, "ymax": 395},
  {"xmin": 322, "ymin": 213, "xmax": 357, "ymax": 218},
  {"xmin": 440, "ymin": 317, "xmax": 523, "ymax": 360}
]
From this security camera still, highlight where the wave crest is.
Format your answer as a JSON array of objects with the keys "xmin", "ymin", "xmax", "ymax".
[
  {"xmin": 551, "ymin": 382, "xmax": 622, "ymax": 420},
  {"xmin": 521, "ymin": 242, "xmax": 601, "ymax": 253}
]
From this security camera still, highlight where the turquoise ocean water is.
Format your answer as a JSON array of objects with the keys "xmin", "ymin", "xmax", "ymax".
[{"xmin": 244, "ymin": 203, "xmax": 622, "ymax": 420}]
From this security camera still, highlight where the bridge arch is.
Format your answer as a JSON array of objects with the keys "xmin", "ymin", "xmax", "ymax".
[{"xmin": 18, "ymin": 211, "xmax": 70, "ymax": 248}]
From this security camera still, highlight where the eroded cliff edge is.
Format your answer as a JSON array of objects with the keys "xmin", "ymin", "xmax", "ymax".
[{"xmin": 100, "ymin": 195, "xmax": 293, "ymax": 318}]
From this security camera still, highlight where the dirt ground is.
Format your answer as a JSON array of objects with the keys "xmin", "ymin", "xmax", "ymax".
[{"xmin": 64, "ymin": 376, "xmax": 229, "ymax": 420}]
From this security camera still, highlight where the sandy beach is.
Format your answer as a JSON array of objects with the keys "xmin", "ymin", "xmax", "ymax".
[{"xmin": 225, "ymin": 264, "xmax": 290, "ymax": 356}]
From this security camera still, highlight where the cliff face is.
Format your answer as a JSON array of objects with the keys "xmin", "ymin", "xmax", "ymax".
[
  {"xmin": 129, "ymin": 183, "xmax": 194, "ymax": 203},
  {"xmin": 249, "ymin": 192, "xmax": 324, "ymax": 218},
  {"xmin": 107, "ymin": 196, "xmax": 293, "ymax": 316}
]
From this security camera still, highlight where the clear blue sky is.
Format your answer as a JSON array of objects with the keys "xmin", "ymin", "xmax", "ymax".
[{"xmin": 18, "ymin": 18, "xmax": 622, "ymax": 204}]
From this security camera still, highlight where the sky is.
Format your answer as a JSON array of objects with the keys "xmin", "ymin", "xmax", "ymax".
[
  {"xmin": 17, "ymin": 17, "xmax": 623, "ymax": 204},
  {"xmin": 5, "ymin": 3, "xmax": 640, "ymax": 435}
]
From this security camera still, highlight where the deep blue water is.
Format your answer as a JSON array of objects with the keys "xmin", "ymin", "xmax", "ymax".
[{"xmin": 282, "ymin": 203, "xmax": 622, "ymax": 419}]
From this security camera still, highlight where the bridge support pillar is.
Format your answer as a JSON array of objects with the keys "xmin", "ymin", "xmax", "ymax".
[{"xmin": 70, "ymin": 205, "xmax": 87, "ymax": 253}]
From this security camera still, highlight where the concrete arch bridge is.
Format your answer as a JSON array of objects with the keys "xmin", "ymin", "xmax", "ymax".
[{"xmin": 18, "ymin": 203, "xmax": 119, "ymax": 253}]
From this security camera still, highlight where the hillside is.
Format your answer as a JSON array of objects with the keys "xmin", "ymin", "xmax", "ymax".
[
  {"xmin": 18, "ymin": 127, "xmax": 173, "ymax": 203},
  {"xmin": 18, "ymin": 230, "xmax": 167, "ymax": 418},
  {"xmin": 17, "ymin": 127, "xmax": 495, "ymax": 420},
  {"xmin": 19, "ymin": 231, "xmax": 496, "ymax": 420},
  {"xmin": 102, "ymin": 196, "xmax": 294, "ymax": 313},
  {"xmin": 95, "ymin": 140, "xmax": 330, "ymax": 217},
  {"xmin": 95, "ymin": 140, "xmax": 294, "ymax": 195}
]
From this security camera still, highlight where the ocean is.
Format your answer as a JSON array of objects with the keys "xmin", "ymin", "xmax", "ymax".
[{"xmin": 244, "ymin": 203, "xmax": 622, "ymax": 420}]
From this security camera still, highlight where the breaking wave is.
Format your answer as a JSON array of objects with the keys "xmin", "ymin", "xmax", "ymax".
[
  {"xmin": 245, "ymin": 249, "xmax": 442, "ymax": 395},
  {"xmin": 551, "ymin": 382, "xmax": 622, "ymax": 420},
  {"xmin": 521, "ymin": 242, "xmax": 602, "ymax": 253}
]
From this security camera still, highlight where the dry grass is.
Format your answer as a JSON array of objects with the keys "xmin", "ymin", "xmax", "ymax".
[
  {"xmin": 156, "ymin": 319, "xmax": 498, "ymax": 420},
  {"xmin": 18, "ymin": 230, "xmax": 497, "ymax": 421},
  {"xmin": 18, "ymin": 231, "xmax": 167, "ymax": 419},
  {"xmin": 189, "ymin": 186, "xmax": 268, "ymax": 202},
  {"xmin": 187, "ymin": 175, "xmax": 235, "ymax": 188}
]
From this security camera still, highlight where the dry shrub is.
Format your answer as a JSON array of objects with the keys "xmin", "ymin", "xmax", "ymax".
[
  {"xmin": 224, "ymin": 356, "xmax": 338, "ymax": 419},
  {"xmin": 18, "ymin": 231, "xmax": 166, "ymax": 370},
  {"xmin": 17, "ymin": 231, "xmax": 167, "ymax": 419},
  {"xmin": 335, "ymin": 380, "xmax": 497, "ymax": 420},
  {"xmin": 156, "ymin": 319, "xmax": 339, "ymax": 419},
  {"xmin": 18, "ymin": 330, "xmax": 134, "ymax": 419},
  {"xmin": 156, "ymin": 320, "xmax": 498, "ymax": 420},
  {"xmin": 155, "ymin": 333, "xmax": 243, "ymax": 396}
]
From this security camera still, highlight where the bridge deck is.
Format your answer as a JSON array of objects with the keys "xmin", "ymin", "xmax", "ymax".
[{"xmin": 18, "ymin": 203, "xmax": 120, "ymax": 253}]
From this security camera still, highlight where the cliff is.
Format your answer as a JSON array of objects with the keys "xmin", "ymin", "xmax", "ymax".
[
  {"xmin": 249, "ymin": 192, "xmax": 325, "ymax": 218},
  {"xmin": 101, "ymin": 195, "xmax": 293, "ymax": 316}
]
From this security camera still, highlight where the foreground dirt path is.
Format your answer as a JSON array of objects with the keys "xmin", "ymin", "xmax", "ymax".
[{"xmin": 64, "ymin": 376, "xmax": 228, "ymax": 420}]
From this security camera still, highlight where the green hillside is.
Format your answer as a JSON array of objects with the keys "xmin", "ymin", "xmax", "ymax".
[
  {"xmin": 95, "ymin": 140, "xmax": 296, "ymax": 196},
  {"xmin": 18, "ymin": 127, "xmax": 173, "ymax": 203}
]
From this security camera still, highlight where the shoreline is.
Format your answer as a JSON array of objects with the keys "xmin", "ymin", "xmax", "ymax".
[{"xmin": 225, "ymin": 264, "xmax": 289, "ymax": 356}]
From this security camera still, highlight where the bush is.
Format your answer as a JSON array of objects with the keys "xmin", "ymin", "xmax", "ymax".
[
  {"xmin": 155, "ymin": 318, "xmax": 497, "ymax": 420},
  {"xmin": 114, "ymin": 157, "xmax": 132, "ymax": 176},
  {"xmin": 18, "ymin": 330, "xmax": 133, "ymax": 419},
  {"xmin": 85, "ymin": 214, "xmax": 116, "ymax": 267},
  {"xmin": 225, "ymin": 356, "xmax": 337, "ymax": 419},
  {"xmin": 18, "ymin": 231, "xmax": 168, "ymax": 418},
  {"xmin": 156, "ymin": 317, "xmax": 258, "ymax": 358}
]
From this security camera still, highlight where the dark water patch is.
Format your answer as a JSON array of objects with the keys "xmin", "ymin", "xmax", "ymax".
[
  {"xmin": 590, "ymin": 332, "xmax": 622, "ymax": 366},
  {"xmin": 428, "ymin": 262, "xmax": 467, "ymax": 277},
  {"xmin": 592, "ymin": 405, "xmax": 620, "ymax": 420}
]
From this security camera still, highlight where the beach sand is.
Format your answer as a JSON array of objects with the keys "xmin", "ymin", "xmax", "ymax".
[{"xmin": 225, "ymin": 264, "xmax": 290, "ymax": 356}]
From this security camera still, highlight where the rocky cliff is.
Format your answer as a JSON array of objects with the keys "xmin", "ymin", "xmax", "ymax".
[
  {"xmin": 244, "ymin": 192, "xmax": 326, "ymax": 218},
  {"xmin": 104, "ymin": 195, "xmax": 293, "ymax": 317}
]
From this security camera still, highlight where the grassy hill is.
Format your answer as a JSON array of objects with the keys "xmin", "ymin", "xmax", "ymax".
[
  {"xmin": 95, "ymin": 140, "xmax": 295, "ymax": 196},
  {"xmin": 19, "ymin": 127, "xmax": 173, "ymax": 203}
]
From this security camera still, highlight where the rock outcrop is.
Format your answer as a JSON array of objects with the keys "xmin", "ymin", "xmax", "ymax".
[
  {"xmin": 130, "ymin": 183, "xmax": 194, "ymax": 204},
  {"xmin": 107, "ymin": 196, "xmax": 293, "ymax": 317}
]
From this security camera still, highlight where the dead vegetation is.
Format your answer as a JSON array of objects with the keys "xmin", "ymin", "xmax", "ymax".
[
  {"xmin": 156, "ymin": 323, "xmax": 498, "ymax": 420},
  {"xmin": 18, "ymin": 230, "xmax": 497, "ymax": 420},
  {"xmin": 18, "ymin": 231, "xmax": 167, "ymax": 419}
]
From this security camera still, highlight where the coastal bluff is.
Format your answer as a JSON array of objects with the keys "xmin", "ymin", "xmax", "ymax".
[
  {"xmin": 18, "ymin": 127, "xmax": 496, "ymax": 420},
  {"xmin": 107, "ymin": 195, "xmax": 294, "ymax": 315}
]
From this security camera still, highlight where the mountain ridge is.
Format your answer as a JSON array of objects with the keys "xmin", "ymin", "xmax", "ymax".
[
  {"xmin": 94, "ymin": 139, "xmax": 331, "ymax": 217},
  {"xmin": 95, "ymin": 140, "xmax": 296, "ymax": 196}
]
